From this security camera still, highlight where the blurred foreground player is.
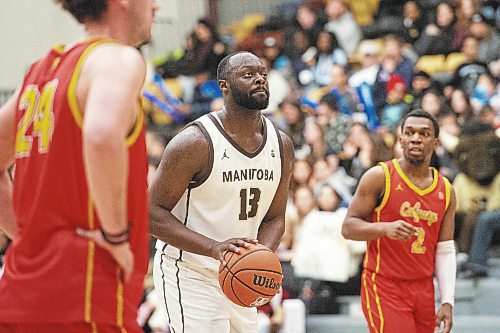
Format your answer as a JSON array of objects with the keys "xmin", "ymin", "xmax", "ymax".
[
  {"xmin": 0, "ymin": 0, "xmax": 159, "ymax": 332},
  {"xmin": 342, "ymin": 110, "xmax": 457, "ymax": 333}
]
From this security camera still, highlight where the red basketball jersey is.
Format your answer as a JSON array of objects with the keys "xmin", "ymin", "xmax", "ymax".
[
  {"xmin": 0, "ymin": 38, "xmax": 149, "ymax": 327},
  {"xmin": 363, "ymin": 159, "xmax": 451, "ymax": 280}
]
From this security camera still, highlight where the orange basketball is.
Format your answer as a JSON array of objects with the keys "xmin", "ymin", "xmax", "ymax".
[{"xmin": 218, "ymin": 243, "xmax": 282, "ymax": 307}]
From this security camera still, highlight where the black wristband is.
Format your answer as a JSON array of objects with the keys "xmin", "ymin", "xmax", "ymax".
[{"xmin": 100, "ymin": 222, "xmax": 130, "ymax": 245}]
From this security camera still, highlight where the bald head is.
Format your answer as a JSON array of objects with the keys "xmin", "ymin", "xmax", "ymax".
[
  {"xmin": 217, "ymin": 52, "xmax": 261, "ymax": 81},
  {"xmin": 217, "ymin": 51, "xmax": 269, "ymax": 110}
]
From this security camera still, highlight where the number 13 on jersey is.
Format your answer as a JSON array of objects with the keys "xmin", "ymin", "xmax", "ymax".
[
  {"xmin": 15, "ymin": 79, "xmax": 58, "ymax": 157},
  {"xmin": 239, "ymin": 187, "xmax": 261, "ymax": 220}
]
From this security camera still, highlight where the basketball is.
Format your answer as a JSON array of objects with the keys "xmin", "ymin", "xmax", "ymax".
[{"xmin": 218, "ymin": 243, "xmax": 282, "ymax": 307}]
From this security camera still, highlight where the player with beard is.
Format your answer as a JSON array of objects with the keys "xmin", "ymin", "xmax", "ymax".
[
  {"xmin": 342, "ymin": 110, "xmax": 457, "ymax": 333},
  {"xmin": 149, "ymin": 52, "xmax": 294, "ymax": 333}
]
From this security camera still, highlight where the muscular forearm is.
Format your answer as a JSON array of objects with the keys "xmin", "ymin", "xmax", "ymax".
[
  {"xmin": 150, "ymin": 206, "xmax": 219, "ymax": 258},
  {"xmin": 342, "ymin": 217, "xmax": 386, "ymax": 241},
  {"xmin": 0, "ymin": 170, "xmax": 17, "ymax": 239},
  {"xmin": 257, "ymin": 218, "xmax": 285, "ymax": 252}
]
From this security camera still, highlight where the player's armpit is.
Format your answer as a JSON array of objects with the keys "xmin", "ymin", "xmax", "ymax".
[{"xmin": 342, "ymin": 165, "xmax": 386, "ymax": 241}]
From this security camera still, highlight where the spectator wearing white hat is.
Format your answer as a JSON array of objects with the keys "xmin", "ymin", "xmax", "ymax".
[{"xmin": 349, "ymin": 40, "xmax": 381, "ymax": 88}]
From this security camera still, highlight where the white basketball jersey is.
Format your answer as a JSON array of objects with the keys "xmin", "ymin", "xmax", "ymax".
[{"xmin": 156, "ymin": 113, "xmax": 283, "ymax": 272}]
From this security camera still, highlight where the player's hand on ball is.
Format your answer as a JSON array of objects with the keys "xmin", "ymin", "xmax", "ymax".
[
  {"xmin": 435, "ymin": 303, "xmax": 453, "ymax": 333},
  {"xmin": 384, "ymin": 220, "xmax": 417, "ymax": 241},
  {"xmin": 211, "ymin": 237, "xmax": 258, "ymax": 264},
  {"xmin": 76, "ymin": 228, "xmax": 134, "ymax": 282}
]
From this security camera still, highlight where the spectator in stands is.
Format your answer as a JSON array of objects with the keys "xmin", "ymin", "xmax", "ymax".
[
  {"xmin": 456, "ymin": 0, "xmax": 483, "ymax": 23},
  {"xmin": 327, "ymin": 65, "xmax": 360, "ymax": 115},
  {"xmin": 348, "ymin": 39, "xmax": 381, "ymax": 88},
  {"xmin": 300, "ymin": 117, "xmax": 328, "ymax": 161},
  {"xmin": 177, "ymin": 18, "xmax": 227, "ymax": 78},
  {"xmin": 340, "ymin": 122, "xmax": 378, "ymax": 179},
  {"xmin": 420, "ymin": 89, "xmax": 449, "ymax": 117},
  {"xmin": 289, "ymin": 159, "xmax": 313, "ymax": 195},
  {"xmin": 449, "ymin": 88, "xmax": 474, "ymax": 127},
  {"xmin": 290, "ymin": 2, "xmax": 326, "ymax": 48},
  {"xmin": 261, "ymin": 34, "xmax": 289, "ymax": 74},
  {"xmin": 452, "ymin": 121, "xmax": 500, "ymax": 253},
  {"xmin": 310, "ymin": 159, "xmax": 352, "ymax": 204},
  {"xmin": 309, "ymin": 31, "xmax": 348, "ymax": 86},
  {"xmin": 185, "ymin": 71, "xmax": 224, "ymax": 123},
  {"xmin": 372, "ymin": 34, "xmax": 414, "ymax": 113},
  {"xmin": 410, "ymin": 70, "xmax": 435, "ymax": 109},
  {"xmin": 435, "ymin": 112, "xmax": 460, "ymax": 181},
  {"xmin": 260, "ymin": 55, "xmax": 292, "ymax": 118},
  {"xmin": 174, "ymin": 18, "xmax": 227, "ymax": 103},
  {"xmin": 278, "ymin": 99, "xmax": 307, "ymax": 154},
  {"xmin": 469, "ymin": 12, "xmax": 500, "ymax": 64},
  {"xmin": 292, "ymin": 183, "xmax": 365, "ymax": 311},
  {"xmin": 470, "ymin": 73, "xmax": 499, "ymax": 114},
  {"xmin": 316, "ymin": 93, "xmax": 352, "ymax": 154},
  {"xmin": 414, "ymin": 1, "xmax": 466, "ymax": 56},
  {"xmin": 447, "ymin": 36, "xmax": 489, "ymax": 96},
  {"xmin": 401, "ymin": 1, "xmax": 427, "ymax": 44},
  {"xmin": 478, "ymin": 105, "xmax": 498, "ymax": 130},
  {"xmin": 380, "ymin": 74, "xmax": 411, "ymax": 131},
  {"xmin": 287, "ymin": 30, "xmax": 313, "ymax": 86},
  {"xmin": 324, "ymin": 0, "xmax": 363, "ymax": 54},
  {"xmin": 280, "ymin": 185, "xmax": 317, "ymax": 297},
  {"xmin": 325, "ymin": 151, "xmax": 357, "ymax": 201},
  {"xmin": 460, "ymin": 207, "xmax": 500, "ymax": 278}
]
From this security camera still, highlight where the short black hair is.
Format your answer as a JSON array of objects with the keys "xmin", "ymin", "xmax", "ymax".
[
  {"xmin": 197, "ymin": 18, "xmax": 219, "ymax": 40},
  {"xmin": 319, "ymin": 93, "xmax": 338, "ymax": 111},
  {"xmin": 217, "ymin": 51, "xmax": 249, "ymax": 81},
  {"xmin": 400, "ymin": 109, "xmax": 440, "ymax": 137}
]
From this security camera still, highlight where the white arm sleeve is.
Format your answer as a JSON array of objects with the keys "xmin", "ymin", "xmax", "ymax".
[{"xmin": 435, "ymin": 240, "xmax": 456, "ymax": 307}]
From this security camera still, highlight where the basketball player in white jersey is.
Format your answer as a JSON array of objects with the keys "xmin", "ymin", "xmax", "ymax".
[{"xmin": 150, "ymin": 52, "xmax": 294, "ymax": 333}]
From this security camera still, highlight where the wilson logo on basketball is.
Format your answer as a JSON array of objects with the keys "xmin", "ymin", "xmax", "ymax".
[{"xmin": 252, "ymin": 274, "xmax": 281, "ymax": 290}]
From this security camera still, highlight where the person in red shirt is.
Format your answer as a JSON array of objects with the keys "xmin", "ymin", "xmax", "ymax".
[
  {"xmin": 0, "ymin": 1, "xmax": 159, "ymax": 332},
  {"xmin": 342, "ymin": 110, "xmax": 457, "ymax": 333}
]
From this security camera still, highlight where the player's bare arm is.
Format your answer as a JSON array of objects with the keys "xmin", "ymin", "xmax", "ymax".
[
  {"xmin": 0, "ymin": 89, "xmax": 19, "ymax": 239},
  {"xmin": 149, "ymin": 125, "xmax": 255, "ymax": 262},
  {"xmin": 435, "ymin": 185, "xmax": 457, "ymax": 333},
  {"xmin": 342, "ymin": 165, "xmax": 417, "ymax": 241},
  {"xmin": 257, "ymin": 131, "xmax": 294, "ymax": 252},
  {"xmin": 78, "ymin": 44, "xmax": 146, "ymax": 281}
]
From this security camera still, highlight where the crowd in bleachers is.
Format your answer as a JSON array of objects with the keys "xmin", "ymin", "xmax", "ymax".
[
  {"xmin": 0, "ymin": 1, "xmax": 497, "ymax": 333},
  {"xmin": 116, "ymin": 0, "xmax": 500, "ymax": 331}
]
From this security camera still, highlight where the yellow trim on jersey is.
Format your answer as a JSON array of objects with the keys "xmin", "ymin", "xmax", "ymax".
[
  {"xmin": 363, "ymin": 214, "xmax": 385, "ymax": 333},
  {"xmin": 362, "ymin": 271, "xmax": 379, "ymax": 333},
  {"xmin": 53, "ymin": 43, "xmax": 65, "ymax": 54},
  {"xmin": 85, "ymin": 196, "xmax": 96, "ymax": 322},
  {"xmin": 91, "ymin": 322, "xmax": 98, "ymax": 333},
  {"xmin": 373, "ymin": 237, "xmax": 384, "ymax": 333},
  {"xmin": 116, "ymin": 268, "xmax": 127, "ymax": 333},
  {"xmin": 375, "ymin": 162, "xmax": 391, "ymax": 213},
  {"xmin": 125, "ymin": 101, "xmax": 144, "ymax": 147},
  {"xmin": 67, "ymin": 38, "xmax": 116, "ymax": 128},
  {"xmin": 393, "ymin": 159, "xmax": 438, "ymax": 196},
  {"xmin": 443, "ymin": 177, "xmax": 451, "ymax": 211}
]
